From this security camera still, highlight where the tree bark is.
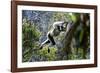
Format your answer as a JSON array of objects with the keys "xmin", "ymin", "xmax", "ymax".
[{"xmin": 63, "ymin": 15, "xmax": 80, "ymax": 60}]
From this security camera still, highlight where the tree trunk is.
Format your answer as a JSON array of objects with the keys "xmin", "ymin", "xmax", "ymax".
[{"xmin": 63, "ymin": 14, "xmax": 80, "ymax": 60}]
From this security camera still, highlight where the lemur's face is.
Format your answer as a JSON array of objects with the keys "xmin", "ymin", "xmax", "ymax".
[
  {"xmin": 58, "ymin": 25, "xmax": 65, "ymax": 31},
  {"xmin": 59, "ymin": 22, "xmax": 68, "ymax": 31},
  {"xmin": 53, "ymin": 21, "xmax": 68, "ymax": 31}
]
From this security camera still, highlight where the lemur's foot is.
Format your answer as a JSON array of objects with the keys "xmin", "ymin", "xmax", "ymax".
[
  {"xmin": 39, "ymin": 44, "xmax": 43, "ymax": 50},
  {"xmin": 48, "ymin": 48, "xmax": 50, "ymax": 53}
]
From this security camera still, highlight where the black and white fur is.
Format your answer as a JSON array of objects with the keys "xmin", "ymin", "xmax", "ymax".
[{"xmin": 39, "ymin": 21, "xmax": 68, "ymax": 50}]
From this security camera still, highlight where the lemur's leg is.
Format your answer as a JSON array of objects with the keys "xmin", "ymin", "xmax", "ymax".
[
  {"xmin": 47, "ymin": 33, "xmax": 56, "ymax": 53},
  {"xmin": 47, "ymin": 33, "xmax": 55, "ymax": 45},
  {"xmin": 39, "ymin": 39, "xmax": 50, "ymax": 49},
  {"xmin": 39, "ymin": 32, "xmax": 56, "ymax": 50}
]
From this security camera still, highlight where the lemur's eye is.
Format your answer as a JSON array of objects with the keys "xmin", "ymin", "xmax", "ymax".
[
  {"xmin": 61, "ymin": 26, "xmax": 63, "ymax": 29},
  {"xmin": 57, "ymin": 26, "xmax": 60, "ymax": 31}
]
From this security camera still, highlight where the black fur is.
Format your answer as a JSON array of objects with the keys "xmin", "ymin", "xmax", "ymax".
[
  {"xmin": 57, "ymin": 26, "xmax": 61, "ymax": 31},
  {"xmin": 48, "ymin": 33, "xmax": 55, "ymax": 45}
]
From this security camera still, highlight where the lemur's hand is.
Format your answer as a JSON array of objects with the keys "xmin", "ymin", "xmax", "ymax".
[
  {"xmin": 48, "ymin": 48, "xmax": 50, "ymax": 53},
  {"xmin": 39, "ymin": 45, "xmax": 43, "ymax": 50}
]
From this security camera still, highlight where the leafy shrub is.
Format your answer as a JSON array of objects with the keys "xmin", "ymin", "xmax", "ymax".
[{"xmin": 22, "ymin": 19, "xmax": 41, "ymax": 62}]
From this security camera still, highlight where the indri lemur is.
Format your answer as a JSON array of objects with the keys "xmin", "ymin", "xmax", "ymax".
[{"xmin": 39, "ymin": 21, "xmax": 70, "ymax": 51}]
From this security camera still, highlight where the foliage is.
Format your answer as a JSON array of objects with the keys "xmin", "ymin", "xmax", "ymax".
[
  {"xmin": 22, "ymin": 10, "xmax": 90, "ymax": 62},
  {"xmin": 22, "ymin": 20, "xmax": 41, "ymax": 62},
  {"xmin": 37, "ymin": 45, "xmax": 57, "ymax": 61}
]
